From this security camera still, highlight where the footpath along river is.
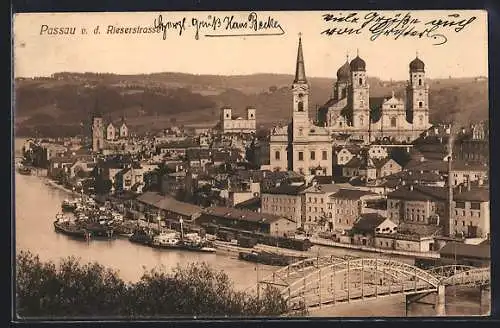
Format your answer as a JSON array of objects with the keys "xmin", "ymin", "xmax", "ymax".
[{"xmin": 14, "ymin": 138, "xmax": 487, "ymax": 317}]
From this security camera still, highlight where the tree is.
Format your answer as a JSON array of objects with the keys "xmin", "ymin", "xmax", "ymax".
[{"xmin": 16, "ymin": 251, "xmax": 290, "ymax": 319}]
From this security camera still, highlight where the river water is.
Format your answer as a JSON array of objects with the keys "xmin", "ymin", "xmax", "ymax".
[{"xmin": 13, "ymin": 138, "xmax": 489, "ymax": 317}]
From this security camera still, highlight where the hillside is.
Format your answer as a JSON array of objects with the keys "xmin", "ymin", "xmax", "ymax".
[{"xmin": 14, "ymin": 72, "xmax": 488, "ymax": 137}]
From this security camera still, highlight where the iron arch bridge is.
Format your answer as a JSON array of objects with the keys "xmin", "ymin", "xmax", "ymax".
[{"xmin": 251, "ymin": 256, "xmax": 490, "ymax": 311}]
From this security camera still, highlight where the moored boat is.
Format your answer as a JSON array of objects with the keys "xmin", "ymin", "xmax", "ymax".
[
  {"xmin": 61, "ymin": 199, "xmax": 79, "ymax": 212},
  {"xmin": 151, "ymin": 231, "xmax": 181, "ymax": 249},
  {"xmin": 129, "ymin": 228, "xmax": 154, "ymax": 246},
  {"xmin": 53, "ymin": 214, "xmax": 88, "ymax": 240},
  {"xmin": 84, "ymin": 221, "xmax": 115, "ymax": 239},
  {"xmin": 180, "ymin": 239, "xmax": 217, "ymax": 253},
  {"xmin": 238, "ymin": 250, "xmax": 298, "ymax": 266},
  {"xmin": 18, "ymin": 165, "xmax": 32, "ymax": 175}
]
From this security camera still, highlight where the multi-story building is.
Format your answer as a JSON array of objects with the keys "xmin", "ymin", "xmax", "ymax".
[
  {"xmin": 449, "ymin": 161, "xmax": 488, "ymax": 186},
  {"xmin": 219, "ymin": 106, "xmax": 256, "ymax": 134},
  {"xmin": 386, "ymin": 185, "xmax": 447, "ymax": 226},
  {"xmin": 261, "ymin": 183, "xmax": 307, "ymax": 229},
  {"xmin": 450, "ymin": 186, "xmax": 489, "ymax": 238},
  {"xmin": 92, "ymin": 113, "xmax": 129, "ymax": 152},
  {"xmin": 302, "ymin": 184, "xmax": 341, "ymax": 231},
  {"xmin": 326, "ymin": 189, "xmax": 380, "ymax": 233}
]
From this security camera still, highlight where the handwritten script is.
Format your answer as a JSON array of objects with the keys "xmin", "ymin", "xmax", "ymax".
[
  {"xmin": 153, "ymin": 12, "xmax": 285, "ymax": 40},
  {"xmin": 321, "ymin": 12, "xmax": 477, "ymax": 45}
]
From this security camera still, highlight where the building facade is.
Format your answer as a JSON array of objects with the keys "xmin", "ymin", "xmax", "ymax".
[
  {"xmin": 220, "ymin": 107, "xmax": 256, "ymax": 134},
  {"xmin": 317, "ymin": 51, "xmax": 432, "ymax": 144},
  {"xmin": 261, "ymin": 184, "xmax": 307, "ymax": 229},
  {"xmin": 269, "ymin": 37, "xmax": 333, "ymax": 176}
]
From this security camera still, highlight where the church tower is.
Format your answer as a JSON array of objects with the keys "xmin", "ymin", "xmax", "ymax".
[
  {"xmin": 292, "ymin": 35, "xmax": 310, "ymax": 142},
  {"xmin": 92, "ymin": 111, "xmax": 104, "ymax": 152},
  {"xmin": 406, "ymin": 53, "xmax": 430, "ymax": 128},
  {"xmin": 291, "ymin": 35, "xmax": 311, "ymax": 175},
  {"xmin": 349, "ymin": 50, "xmax": 370, "ymax": 130},
  {"xmin": 333, "ymin": 55, "xmax": 351, "ymax": 100}
]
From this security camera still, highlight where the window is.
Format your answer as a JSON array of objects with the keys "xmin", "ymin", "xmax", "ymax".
[
  {"xmin": 462, "ymin": 221, "xmax": 465, "ymax": 226},
  {"xmin": 418, "ymin": 79, "xmax": 422, "ymax": 86},
  {"xmin": 275, "ymin": 151, "xmax": 280, "ymax": 160},
  {"xmin": 470, "ymin": 202, "xmax": 480, "ymax": 210},
  {"xmin": 298, "ymin": 152, "xmax": 304, "ymax": 161},
  {"xmin": 310, "ymin": 151, "xmax": 316, "ymax": 160},
  {"xmin": 359, "ymin": 78, "xmax": 363, "ymax": 85},
  {"xmin": 298, "ymin": 128, "xmax": 303, "ymax": 136},
  {"xmin": 455, "ymin": 202, "xmax": 465, "ymax": 209},
  {"xmin": 419, "ymin": 101, "xmax": 423, "ymax": 108},
  {"xmin": 298, "ymin": 101, "xmax": 304, "ymax": 112},
  {"xmin": 322, "ymin": 151, "xmax": 327, "ymax": 160},
  {"xmin": 390, "ymin": 117, "xmax": 397, "ymax": 127}
]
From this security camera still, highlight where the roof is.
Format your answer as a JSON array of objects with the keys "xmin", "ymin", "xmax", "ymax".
[
  {"xmin": 350, "ymin": 55, "xmax": 366, "ymax": 71},
  {"xmin": 312, "ymin": 176, "xmax": 334, "ymax": 185},
  {"xmin": 202, "ymin": 206, "xmax": 288, "ymax": 224},
  {"xmin": 385, "ymin": 170, "xmax": 443, "ymax": 183},
  {"xmin": 454, "ymin": 187, "xmax": 489, "ymax": 202},
  {"xmin": 409, "ymin": 56, "xmax": 425, "ymax": 72},
  {"xmin": 234, "ymin": 197, "xmax": 261, "ymax": 210},
  {"xmin": 330, "ymin": 188, "xmax": 378, "ymax": 199},
  {"xmin": 265, "ymin": 184, "xmax": 307, "ymax": 196},
  {"xmin": 397, "ymin": 222, "xmax": 442, "ymax": 237},
  {"xmin": 352, "ymin": 213, "xmax": 387, "ymax": 232},
  {"xmin": 387, "ymin": 185, "xmax": 449, "ymax": 202},
  {"xmin": 337, "ymin": 60, "xmax": 351, "ymax": 81},
  {"xmin": 439, "ymin": 242, "xmax": 490, "ymax": 259},
  {"xmin": 135, "ymin": 191, "xmax": 202, "ymax": 217},
  {"xmin": 305, "ymin": 184, "xmax": 341, "ymax": 194}
]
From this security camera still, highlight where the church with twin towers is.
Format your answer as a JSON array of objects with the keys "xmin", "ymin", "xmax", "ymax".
[{"xmin": 269, "ymin": 35, "xmax": 432, "ymax": 175}]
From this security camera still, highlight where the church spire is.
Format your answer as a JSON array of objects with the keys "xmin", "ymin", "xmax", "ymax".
[{"xmin": 293, "ymin": 33, "xmax": 307, "ymax": 84}]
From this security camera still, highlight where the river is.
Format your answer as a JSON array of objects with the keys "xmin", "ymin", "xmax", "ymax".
[{"xmin": 13, "ymin": 138, "xmax": 488, "ymax": 317}]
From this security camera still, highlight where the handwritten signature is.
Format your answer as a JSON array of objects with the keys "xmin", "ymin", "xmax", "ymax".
[
  {"xmin": 321, "ymin": 12, "xmax": 477, "ymax": 45},
  {"xmin": 153, "ymin": 12, "xmax": 285, "ymax": 40}
]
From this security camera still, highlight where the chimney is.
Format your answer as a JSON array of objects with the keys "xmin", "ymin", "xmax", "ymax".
[
  {"xmin": 447, "ymin": 128, "xmax": 454, "ymax": 237},
  {"xmin": 409, "ymin": 185, "xmax": 414, "ymax": 191},
  {"xmin": 467, "ymin": 181, "xmax": 471, "ymax": 191}
]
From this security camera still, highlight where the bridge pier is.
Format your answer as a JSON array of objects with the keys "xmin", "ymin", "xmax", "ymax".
[
  {"xmin": 479, "ymin": 286, "xmax": 490, "ymax": 315},
  {"xmin": 434, "ymin": 285, "xmax": 446, "ymax": 316}
]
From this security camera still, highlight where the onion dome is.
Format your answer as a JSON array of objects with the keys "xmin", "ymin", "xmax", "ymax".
[
  {"xmin": 409, "ymin": 56, "xmax": 425, "ymax": 72},
  {"xmin": 350, "ymin": 55, "xmax": 366, "ymax": 72},
  {"xmin": 336, "ymin": 60, "xmax": 351, "ymax": 81}
]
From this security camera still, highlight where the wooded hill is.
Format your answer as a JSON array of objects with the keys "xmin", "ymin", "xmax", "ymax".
[{"xmin": 14, "ymin": 72, "xmax": 488, "ymax": 137}]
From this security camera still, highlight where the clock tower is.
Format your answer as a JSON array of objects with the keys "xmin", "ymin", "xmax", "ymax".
[{"xmin": 292, "ymin": 35, "xmax": 310, "ymax": 143}]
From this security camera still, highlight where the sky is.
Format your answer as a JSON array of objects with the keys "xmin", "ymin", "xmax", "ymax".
[{"xmin": 13, "ymin": 10, "xmax": 488, "ymax": 80}]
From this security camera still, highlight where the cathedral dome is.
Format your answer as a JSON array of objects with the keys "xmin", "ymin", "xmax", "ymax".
[
  {"xmin": 336, "ymin": 61, "xmax": 351, "ymax": 81},
  {"xmin": 350, "ymin": 55, "xmax": 366, "ymax": 72},
  {"xmin": 409, "ymin": 57, "xmax": 425, "ymax": 72}
]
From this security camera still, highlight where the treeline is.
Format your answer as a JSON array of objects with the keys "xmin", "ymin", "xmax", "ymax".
[
  {"xmin": 16, "ymin": 251, "xmax": 297, "ymax": 319},
  {"xmin": 14, "ymin": 73, "xmax": 488, "ymax": 137},
  {"xmin": 15, "ymin": 84, "xmax": 216, "ymax": 122}
]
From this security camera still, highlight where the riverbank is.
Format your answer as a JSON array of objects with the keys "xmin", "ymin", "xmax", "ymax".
[
  {"xmin": 44, "ymin": 178, "xmax": 81, "ymax": 197},
  {"xmin": 41, "ymin": 174, "xmax": 440, "ymax": 262}
]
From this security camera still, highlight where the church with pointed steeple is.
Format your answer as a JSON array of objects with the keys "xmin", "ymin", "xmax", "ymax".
[
  {"xmin": 317, "ymin": 49, "xmax": 432, "ymax": 143},
  {"xmin": 269, "ymin": 35, "xmax": 333, "ymax": 176}
]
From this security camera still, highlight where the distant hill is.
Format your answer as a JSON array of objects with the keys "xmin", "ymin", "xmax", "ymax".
[{"xmin": 14, "ymin": 72, "xmax": 488, "ymax": 137}]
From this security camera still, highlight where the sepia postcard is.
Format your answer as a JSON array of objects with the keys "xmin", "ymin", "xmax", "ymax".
[{"xmin": 13, "ymin": 10, "xmax": 490, "ymax": 319}]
